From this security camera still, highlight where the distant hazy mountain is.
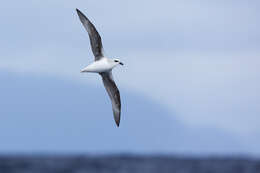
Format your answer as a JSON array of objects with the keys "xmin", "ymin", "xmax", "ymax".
[{"xmin": 0, "ymin": 72, "xmax": 246, "ymax": 155}]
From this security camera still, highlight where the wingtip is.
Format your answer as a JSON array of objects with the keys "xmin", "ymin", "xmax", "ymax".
[
  {"xmin": 115, "ymin": 117, "xmax": 120, "ymax": 127},
  {"xmin": 115, "ymin": 115, "xmax": 120, "ymax": 127},
  {"xmin": 76, "ymin": 8, "xmax": 88, "ymax": 21},
  {"xmin": 76, "ymin": 8, "xmax": 82, "ymax": 15}
]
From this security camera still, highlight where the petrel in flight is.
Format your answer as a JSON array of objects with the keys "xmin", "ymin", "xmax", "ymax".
[{"xmin": 76, "ymin": 9, "xmax": 123, "ymax": 127}]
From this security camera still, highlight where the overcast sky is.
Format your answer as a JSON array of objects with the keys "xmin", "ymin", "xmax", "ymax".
[{"xmin": 0, "ymin": 0, "xmax": 259, "ymax": 139}]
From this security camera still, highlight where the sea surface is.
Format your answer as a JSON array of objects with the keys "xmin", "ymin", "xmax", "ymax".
[{"xmin": 0, "ymin": 155, "xmax": 259, "ymax": 173}]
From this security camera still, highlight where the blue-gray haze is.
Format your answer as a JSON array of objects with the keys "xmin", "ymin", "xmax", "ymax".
[{"xmin": 0, "ymin": 0, "xmax": 259, "ymax": 155}]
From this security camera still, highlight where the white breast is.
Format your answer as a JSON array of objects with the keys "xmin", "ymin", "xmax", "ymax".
[{"xmin": 83, "ymin": 58, "xmax": 115, "ymax": 73}]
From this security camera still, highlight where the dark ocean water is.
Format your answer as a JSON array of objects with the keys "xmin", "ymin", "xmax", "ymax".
[{"xmin": 0, "ymin": 155, "xmax": 259, "ymax": 173}]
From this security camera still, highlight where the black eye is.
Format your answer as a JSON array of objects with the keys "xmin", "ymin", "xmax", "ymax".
[{"xmin": 114, "ymin": 60, "xmax": 119, "ymax": 62}]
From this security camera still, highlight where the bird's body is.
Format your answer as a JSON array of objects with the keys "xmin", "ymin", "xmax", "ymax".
[
  {"xmin": 76, "ymin": 9, "xmax": 123, "ymax": 127},
  {"xmin": 81, "ymin": 57, "xmax": 117, "ymax": 73}
]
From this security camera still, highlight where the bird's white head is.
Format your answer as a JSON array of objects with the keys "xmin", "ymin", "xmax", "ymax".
[{"xmin": 113, "ymin": 58, "xmax": 124, "ymax": 66}]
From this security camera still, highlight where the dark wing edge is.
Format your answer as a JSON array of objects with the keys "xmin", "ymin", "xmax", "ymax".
[
  {"xmin": 100, "ymin": 72, "xmax": 121, "ymax": 127},
  {"xmin": 76, "ymin": 9, "xmax": 104, "ymax": 60}
]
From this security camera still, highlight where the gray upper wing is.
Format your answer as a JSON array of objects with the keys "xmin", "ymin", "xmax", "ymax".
[
  {"xmin": 76, "ymin": 9, "xmax": 104, "ymax": 60},
  {"xmin": 100, "ymin": 72, "xmax": 121, "ymax": 127}
]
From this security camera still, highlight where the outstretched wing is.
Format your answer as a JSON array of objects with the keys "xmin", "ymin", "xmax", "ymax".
[
  {"xmin": 100, "ymin": 72, "xmax": 121, "ymax": 127},
  {"xmin": 76, "ymin": 9, "xmax": 104, "ymax": 60}
]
